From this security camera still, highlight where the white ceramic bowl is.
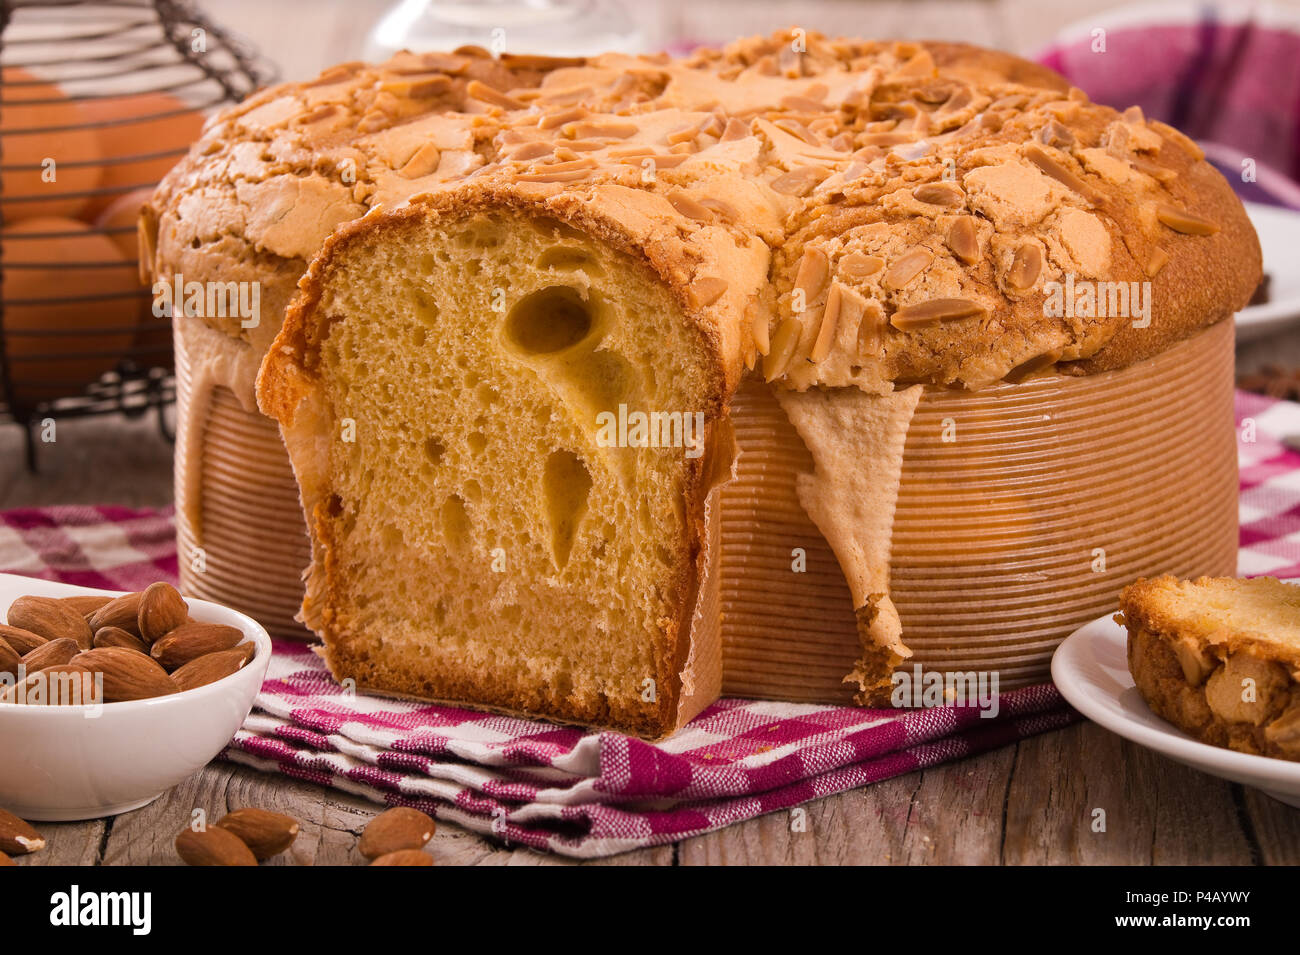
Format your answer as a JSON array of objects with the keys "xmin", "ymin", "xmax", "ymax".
[{"xmin": 0, "ymin": 573, "xmax": 270, "ymax": 821}]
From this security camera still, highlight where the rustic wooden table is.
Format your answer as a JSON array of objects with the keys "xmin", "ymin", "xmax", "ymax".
[{"xmin": 9, "ymin": 0, "xmax": 1300, "ymax": 867}]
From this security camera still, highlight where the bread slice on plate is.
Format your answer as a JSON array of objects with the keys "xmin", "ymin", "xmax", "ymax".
[
  {"xmin": 1120, "ymin": 575, "xmax": 1300, "ymax": 760},
  {"xmin": 256, "ymin": 191, "xmax": 746, "ymax": 738}
]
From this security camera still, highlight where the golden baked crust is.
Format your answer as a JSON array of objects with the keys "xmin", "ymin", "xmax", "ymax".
[
  {"xmin": 147, "ymin": 30, "xmax": 1260, "ymax": 390},
  {"xmin": 1120, "ymin": 576, "xmax": 1300, "ymax": 761}
]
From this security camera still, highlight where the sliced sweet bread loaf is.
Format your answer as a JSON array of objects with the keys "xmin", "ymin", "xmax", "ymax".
[
  {"xmin": 1121, "ymin": 576, "xmax": 1300, "ymax": 760},
  {"xmin": 257, "ymin": 191, "xmax": 748, "ymax": 736}
]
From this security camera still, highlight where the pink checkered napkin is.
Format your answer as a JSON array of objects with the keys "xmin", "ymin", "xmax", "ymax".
[{"xmin": 0, "ymin": 389, "xmax": 1283, "ymax": 857}]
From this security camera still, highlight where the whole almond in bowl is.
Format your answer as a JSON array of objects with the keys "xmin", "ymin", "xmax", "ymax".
[
  {"xmin": 85, "ymin": 592, "xmax": 143, "ymax": 639},
  {"xmin": 170, "ymin": 645, "xmax": 255, "ymax": 692},
  {"xmin": 0, "ymin": 625, "xmax": 46, "ymax": 656},
  {"xmin": 20, "ymin": 637, "xmax": 79, "ymax": 673},
  {"xmin": 71, "ymin": 647, "xmax": 179, "ymax": 702},
  {"xmin": 0, "ymin": 639, "xmax": 19, "ymax": 679},
  {"xmin": 92, "ymin": 626, "xmax": 148, "ymax": 654},
  {"xmin": 150, "ymin": 621, "xmax": 243, "ymax": 670},
  {"xmin": 59, "ymin": 594, "xmax": 112, "ymax": 617},
  {"xmin": 214, "ymin": 808, "xmax": 300, "ymax": 860},
  {"xmin": 7, "ymin": 596, "xmax": 92, "ymax": 650},
  {"xmin": 0, "ymin": 577, "xmax": 271, "ymax": 821},
  {"xmin": 359, "ymin": 807, "xmax": 436, "ymax": 860},
  {"xmin": 1, "ymin": 665, "xmax": 99, "ymax": 706},
  {"xmin": 137, "ymin": 582, "xmax": 188, "ymax": 644}
]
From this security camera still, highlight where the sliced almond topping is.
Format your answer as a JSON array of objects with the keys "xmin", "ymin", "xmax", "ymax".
[
  {"xmin": 764, "ymin": 318, "xmax": 802, "ymax": 382},
  {"xmin": 794, "ymin": 248, "xmax": 830, "ymax": 306},
  {"xmin": 1155, "ymin": 203, "xmax": 1218, "ymax": 236},
  {"xmin": 607, "ymin": 146, "xmax": 655, "ymax": 159},
  {"xmin": 500, "ymin": 52, "xmax": 584, "ymax": 70},
  {"xmin": 1128, "ymin": 156, "xmax": 1176, "ymax": 182},
  {"xmin": 506, "ymin": 142, "xmax": 555, "ymax": 161},
  {"xmin": 810, "ymin": 283, "xmax": 843, "ymax": 362},
  {"xmin": 1024, "ymin": 144, "xmax": 1102, "ymax": 204},
  {"xmin": 538, "ymin": 106, "xmax": 589, "ymax": 130},
  {"xmin": 774, "ymin": 118, "xmax": 821, "ymax": 146},
  {"xmin": 668, "ymin": 193, "xmax": 713, "ymax": 222},
  {"xmin": 666, "ymin": 121, "xmax": 703, "ymax": 145},
  {"xmin": 534, "ymin": 84, "xmax": 592, "ymax": 106},
  {"xmin": 1005, "ymin": 348, "xmax": 1062, "ymax": 383},
  {"xmin": 771, "ymin": 165, "xmax": 831, "ymax": 196},
  {"xmin": 699, "ymin": 198, "xmax": 740, "ymax": 222},
  {"xmin": 946, "ymin": 216, "xmax": 981, "ymax": 264},
  {"xmin": 750, "ymin": 302, "xmax": 770, "ymax": 356},
  {"xmin": 1006, "ymin": 243, "xmax": 1042, "ymax": 291},
  {"xmin": 1038, "ymin": 119, "xmax": 1075, "ymax": 148},
  {"xmin": 858, "ymin": 131, "xmax": 913, "ymax": 147},
  {"xmin": 564, "ymin": 121, "xmax": 638, "ymax": 139},
  {"xmin": 564, "ymin": 140, "xmax": 605, "ymax": 152},
  {"xmin": 720, "ymin": 118, "xmax": 750, "ymax": 141},
  {"xmin": 838, "ymin": 252, "xmax": 885, "ymax": 279},
  {"xmin": 780, "ymin": 94, "xmax": 828, "ymax": 113},
  {"xmin": 397, "ymin": 142, "xmax": 441, "ymax": 179},
  {"xmin": 911, "ymin": 181, "xmax": 965, "ymax": 207},
  {"xmin": 465, "ymin": 80, "xmax": 526, "ymax": 110},
  {"xmin": 1146, "ymin": 247, "xmax": 1170, "ymax": 276},
  {"xmin": 891, "ymin": 297, "xmax": 985, "ymax": 330},
  {"xmin": 857, "ymin": 300, "xmax": 887, "ymax": 353},
  {"xmin": 517, "ymin": 167, "xmax": 595, "ymax": 183},
  {"xmin": 688, "ymin": 276, "xmax": 728, "ymax": 308},
  {"xmin": 883, "ymin": 247, "xmax": 934, "ymax": 290}
]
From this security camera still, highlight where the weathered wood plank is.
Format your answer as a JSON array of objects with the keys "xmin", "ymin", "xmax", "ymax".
[
  {"xmin": 679, "ymin": 745, "xmax": 1014, "ymax": 864},
  {"xmin": 1240, "ymin": 788, "xmax": 1300, "ymax": 866},
  {"xmin": 1004, "ymin": 722, "xmax": 1257, "ymax": 864},
  {"xmin": 12, "ymin": 819, "xmax": 107, "ymax": 866}
]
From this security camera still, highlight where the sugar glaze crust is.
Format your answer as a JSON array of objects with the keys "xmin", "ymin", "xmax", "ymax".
[{"xmin": 147, "ymin": 30, "xmax": 1260, "ymax": 392}]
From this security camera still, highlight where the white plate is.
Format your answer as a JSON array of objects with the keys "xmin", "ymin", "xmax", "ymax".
[
  {"xmin": 1237, "ymin": 202, "xmax": 1300, "ymax": 341},
  {"xmin": 1052, "ymin": 612, "xmax": 1300, "ymax": 807}
]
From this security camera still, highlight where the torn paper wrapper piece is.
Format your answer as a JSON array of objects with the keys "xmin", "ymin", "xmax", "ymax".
[{"xmin": 776, "ymin": 384, "xmax": 924, "ymax": 703}]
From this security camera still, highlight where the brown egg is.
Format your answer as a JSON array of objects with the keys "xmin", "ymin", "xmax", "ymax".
[
  {"xmin": 79, "ymin": 91, "xmax": 204, "ymax": 221},
  {"xmin": 1, "ymin": 68, "xmax": 104, "ymax": 221},
  {"xmin": 1, "ymin": 217, "xmax": 141, "ymax": 406},
  {"xmin": 93, "ymin": 188, "xmax": 173, "ymax": 368}
]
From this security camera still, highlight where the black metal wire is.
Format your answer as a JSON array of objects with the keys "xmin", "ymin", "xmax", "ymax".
[{"xmin": 0, "ymin": 0, "xmax": 273, "ymax": 470}]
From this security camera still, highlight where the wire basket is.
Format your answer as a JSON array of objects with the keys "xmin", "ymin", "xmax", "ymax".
[{"xmin": 0, "ymin": 0, "xmax": 273, "ymax": 469}]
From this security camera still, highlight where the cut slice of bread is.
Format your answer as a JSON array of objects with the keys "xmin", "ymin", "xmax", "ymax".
[
  {"xmin": 257, "ymin": 195, "xmax": 742, "ymax": 737},
  {"xmin": 1120, "ymin": 575, "xmax": 1300, "ymax": 760}
]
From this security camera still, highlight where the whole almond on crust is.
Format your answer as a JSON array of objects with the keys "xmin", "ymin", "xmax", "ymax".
[
  {"xmin": 359, "ymin": 807, "xmax": 436, "ymax": 860},
  {"xmin": 71, "ymin": 647, "xmax": 178, "ymax": 702},
  {"xmin": 60, "ymin": 594, "xmax": 112, "ymax": 616},
  {"xmin": 7, "ymin": 596, "xmax": 93, "ymax": 650},
  {"xmin": 93, "ymin": 626, "xmax": 149, "ymax": 654},
  {"xmin": 1, "ymin": 665, "xmax": 98, "ymax": 706},
  {"xmin": 369, "ymin": 849, "xmax": 434, "ymax": 866},
  {"xmin": 175, "ymin": 826, "xmax": 257, "ymax": 866},
  {"xmin": 215, "ymin": 808, "xmax": 300, "ymax": 860},
  {"xmin": 0, "ymin": 808, "xmax": 44, "ymax": 855},
  {"xmin": 0, "ymin": 625, "xmax": 45, "ymax": 656},
  {"xmin": 137, "ymin": 582, "xmax": 188, "ymax": 643},
  {"xmin": 86, "ymin": 592, "xmax": 143, "ymax": 639},
  {"xmin": 20, "ymin": 637, "xmax": 80, "ymax": 673},
  {"xmin": 170, "ymin": 646, "xmax": 253, "ymax": 692},
  {"xmin": 150, "ymin": 622, "xmax": 243, "ymax": 670}
]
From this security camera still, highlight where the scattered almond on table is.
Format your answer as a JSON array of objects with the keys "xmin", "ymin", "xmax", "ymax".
[
  {"xmin": 0, "ymin": 582, "xmax": 257, "ymax": 705},
  {"xmin": 0, "ymin": 806, "xmax": 45, "ymax": 856},
  {"xmin": 359, "ymin": 807, "xmax": 437, "ymax": 861},
  {"xmin": 214, "ymin": 808, "xmax": 300, "ymax": 860},
  {"xmin": 174, "ymin": 825, "xmax": 257, "ymax": 867}
]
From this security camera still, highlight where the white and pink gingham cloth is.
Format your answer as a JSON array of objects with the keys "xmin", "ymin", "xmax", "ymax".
[{"xmin": 0, "ymin": 391, "xmax": 1291, "ymax": 857}]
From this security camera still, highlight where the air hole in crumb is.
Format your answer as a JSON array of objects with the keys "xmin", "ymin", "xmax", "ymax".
[
  {"xmin": 505, "ymin": 285, "xmax": 593, "ymax": 355},
  {"xmin": 325, "ymin": 494, "xmax": 344, "ymax": 518},
  {"xmin": 536, "ymin": 246, "xmax": 601, "ymax": 273},
  {"xmin": 543, "ymin": 449, "xmax": 592, "ymax": 572},
  {"xmin": 424, "ymin": 437, "xmax": 446, "ymax": 465},
  {"xmin": 475, "ymin": 383, "xmax": 499, "ymax": 406},
  {"xmin": 468, "ymin": 432, "xmax": 487, "ymax": 455},
  {"xmin": 440, "ymin": 495, "xmax": 471, "ymax": 551},
  {"xmin": 463, "ymin": 479, "xmax": 482, "ymax": 501}
]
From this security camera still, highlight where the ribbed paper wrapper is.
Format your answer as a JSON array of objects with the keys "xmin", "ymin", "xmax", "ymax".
[
  {"xmin": 721, "ymin": 319, "xmax": 1239, "ymax": 702},
  {"xmin": 173, "ymin": 323, "xmax": 312, "ymax": 640},
  {"xmin": 174, "ymin": 318, "xmax": 1237, "ymax": 702}
]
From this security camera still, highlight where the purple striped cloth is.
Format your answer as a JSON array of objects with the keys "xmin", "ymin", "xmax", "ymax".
[
  {"xmin": 1038, "ymin": 2, "xmax": 1300, "ymax": 209},
  {"xmin": 7, "ymin": 385, "xmax": 1291, "ymax": 856}
]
